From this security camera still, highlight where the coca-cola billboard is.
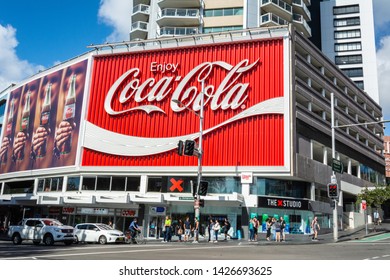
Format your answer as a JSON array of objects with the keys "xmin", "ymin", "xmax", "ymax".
[
  {"xmin": 0, "ymin": 59, "xmax": 88, "ymax": 174},
  {"xmin": 83, "ymin": 38, "xmax": 288, "ymax": 168}
]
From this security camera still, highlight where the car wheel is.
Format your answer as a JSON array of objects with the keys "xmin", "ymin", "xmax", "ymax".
[
  {"xmin": 98, "ymin": 235, "xmax": 107, "ymax": 245},
  {"xmin": 43, "ymin": 234, "xmax": 54, "ymax": 246},
  {"xmin": 12, "ymin": 234, "xmax": 22, "ymax": 245},
  {"xmin": 74, "ymin": 236, "xmax": 79, "ymax": 244}
]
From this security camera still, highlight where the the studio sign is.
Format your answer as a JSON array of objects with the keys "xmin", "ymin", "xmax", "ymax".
[{"xmin": 258, "ymin": 196, "xmax": 309, "ymax": 210}]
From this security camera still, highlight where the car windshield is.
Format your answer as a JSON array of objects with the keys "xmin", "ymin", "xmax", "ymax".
[
  {"xmin": 43, "ymin": 219, "xmax": 63, "ymax": 226},
  {"xmin": 97, "ymin": 224, "xmax": 113, "ymax": 230}
]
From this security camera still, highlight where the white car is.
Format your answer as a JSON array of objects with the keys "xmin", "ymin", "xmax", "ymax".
[{"xmin": 74, "ymin": 223, "xmax": 126, "ymax": 244}]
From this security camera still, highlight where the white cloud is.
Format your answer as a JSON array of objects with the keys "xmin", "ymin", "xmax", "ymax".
[
  {"xmin": 0, "ymin": 24, "xmax": 44, "ymax": 91},
  {"xmin": 373, "ymin": 0, "xmax": 390, "ymax": 28},
  {"xmin": 98, "ymin": 0, "xmax": 131, "ymax": 43},
  {"xmin": 377, "ymin": 36, "xmax": 390, "ymax": 114}
]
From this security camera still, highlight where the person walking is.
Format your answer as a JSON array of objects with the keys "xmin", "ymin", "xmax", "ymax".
[
  {"xmin": 208, "ymin": 217, "xmax": 214, "ymax": 243},
  {"xmin": 183, "ymin": 217, "xmax": 192, "ymax": 242},
  {"xmin": 274, "ymin": 218, "xmax": 281, "ymax": 242},
  {"xmin": 163, "ymin": 215, "xmax": 172, "ymax": 242},
  {"xmin": 279, "ymin": 216, "xmax": 286, "ymax": 242},
  {"xmin": 213, "ymin": 219, "xmax": 221, "ymax": 243},
  {"xmin": 223, "ymin": 218, "xmax": 231, "ymax": 240},
  {"xmin": 192, "ymin": 217, "xmax": 199, "ymax": 243},
  {"xmin": 249, "ymin": 218, "xmax": 255, "ymax": 242},
  {"xmin": 176, "ymin": 219, "xmax": 184, "ymax": 242},
  {"xmin": 253, "ymin": 217, "xmax": 259, "ymax": 241},
  {"xmin": 266, "ymin": 217, "xmax": 272, "ymax": 241},
  {"xmin": 311, "ymin": 216, "xmax": 320, "ymax": 241}
]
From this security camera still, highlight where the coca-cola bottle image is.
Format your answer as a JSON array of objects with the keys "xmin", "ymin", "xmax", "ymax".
[
  {"xmin": 12, "ymin": 91, "xmax": 31, "ymax": 161},
  {"xmin": 59, "ymin": 74, "xmax": 76, "ymax": 155},
  {"xmin": 36, "ymin": 83, "xmax": 52, "ymax": 158},
  {"xmin": 0, "ymin": 99, "xmax": 15, "ymax": 164}
]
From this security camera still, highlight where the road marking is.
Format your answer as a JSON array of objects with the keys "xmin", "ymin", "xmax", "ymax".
[
  {"xmin": 349, "ymin": 233, "xmax": 390, "ymax": 243},
  {"xmin": 1, "ymin": 244, "xmax": 254, "ymax": 260}
]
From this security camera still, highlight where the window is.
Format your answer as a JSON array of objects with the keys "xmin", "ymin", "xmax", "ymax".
[
  {"xmin": 335, "ymin": 55, "xmax": 362, "ymax": 65},
  {"xmin": 334, "ymin": 17, "xmax": 360, "ymax": 27},
  {"xmin": 333, "ymin": 5, "xmax": 359, "ymax": 15},
  {"xmin": 203, "ymin": 26, "xmax": 243, "ymax": 33},
  {"xmin": 82, "ymin": 177, "xmax": 96, "ymax": 191},
  {"xmin": 96, "ymin": 176, "xmax": 111, "ymax": 191},
  {"xmin": 66, "ymin": 176, "xmax": 80, "ymax": 191},
  {"xmin": 3, "ymin": 180, "xmax": 34, "ymax": 194},
  {"xmin": 111, "ymin": 176, "xmax": 126, "ymax": 191},
  {"xmin": 342, "ymin": 67, "xmax": 363, "ymax": 78},
  {"xmin": 334, "ymin": 29, "xmax": 361, "ymax": 39},
  {"xmin": 354, "ymin": 80, "xmax": 364, "ymax": 90},
  {"xmin": 37, "ymin": 177, "xmax": 63, "ymax": 192},
  {"xmin": 335, "ymin": 42, "xmax": 361, "ymax": 52},
  {"xmin": 148, "ymin": 177, "xmax": 163, "ymax": 192},
  {"xmin": 203, "ymin": 8, "xmax": 243, "ymax": 17},
  {"xmin": 126, "ymin": 177, "xmax": 141, "ymax": 191}
]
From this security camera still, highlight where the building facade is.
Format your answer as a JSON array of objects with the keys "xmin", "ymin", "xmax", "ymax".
[
  {"xmin": 0, "ymin": 26, "xmax": 385, "ymax": 238},
  {"xmin": 313, "ymin": 0, "xmax": 379, "ymax": 103},
  {"xmin": 131, "ymin": 0, "xmax": 312, "ymax": 41}
]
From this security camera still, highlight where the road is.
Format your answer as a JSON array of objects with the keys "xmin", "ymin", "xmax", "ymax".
[{"xmin": 1, "ymin": 233, "xmax": 389, "ymax": 260}]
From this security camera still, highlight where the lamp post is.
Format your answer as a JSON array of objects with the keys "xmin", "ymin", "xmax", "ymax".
[
  {"xmin": 331, "ymin": 92, "xmax": 389, "ymax": 241},
  {"xmin": 173, "ymin": 81, "xmax": 205, "ymax": 221}
]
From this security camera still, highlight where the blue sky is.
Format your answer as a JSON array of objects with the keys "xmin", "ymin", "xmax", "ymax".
[{"xmin": 1, "ymin": 0, "xmax": 390, "ymax": 132}]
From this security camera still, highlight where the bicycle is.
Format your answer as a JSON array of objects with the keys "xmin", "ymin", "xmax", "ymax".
[{"xmin": 125, "ymin": 229, "xmax": 146, "ymax": 245}]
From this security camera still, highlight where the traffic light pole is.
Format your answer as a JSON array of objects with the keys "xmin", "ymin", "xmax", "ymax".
[
  {"xmin": 331, "ymin": 93, "xmax": 338, "ymax": 241},
  {"xmin": 195, "ymin": 81, "xmax": 205, "ymax": 221}
]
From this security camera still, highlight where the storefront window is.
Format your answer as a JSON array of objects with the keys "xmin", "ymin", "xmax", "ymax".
[
  {"xmin": 126, "ymin": 177, "xmax": 141, "ymax": 191},
  {"xmin": 37, "ymin": 177, "xmax": 64, "ymax": 192},
  {"xmin": 111, "ymin": 176, "xmax": 126, "ymax": 191},
  {"xmin": 148, "ymin": 177, "xmax": 163, "ymax": 192},
  {"xmin": 66, "ymin": 176, "xmax": 80, "ymax": 192},
  {"xmin": 96, "ymin": 176, "xmax": 111, "ymax": 191},
  {"xmin": 207, "ymin": 177, "xmax": 241, "ymax": 194},
  {"xmin": 251, "ymin": 178, "xmax": 308, "ymax": 198},
  {"xmin": 3, "ymin": 180, "xmax": 34, "ymax": 194},
  {"xmin": 82, "ymin": 176, "xmax": 96, "ymax": 191}
]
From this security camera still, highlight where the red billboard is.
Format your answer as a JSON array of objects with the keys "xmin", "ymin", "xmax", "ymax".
[
  {"xmin": 83, "ymin": 38, "xmax": 286, "ymax": 167},
  {"xmin": 0, "ymin": 59, "xmax": 88, "ymax": 173}
]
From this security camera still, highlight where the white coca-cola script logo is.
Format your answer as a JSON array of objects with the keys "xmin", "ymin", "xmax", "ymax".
[
  {"xmin": 84, "ymin": 58, "xmax": 285, "ymax": 156},
  {"xmin": 104, "ymin": 59, "xmax": 259, "ymax": 116}
]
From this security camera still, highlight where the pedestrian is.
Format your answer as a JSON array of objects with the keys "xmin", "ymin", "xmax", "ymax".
[
  {"xmin": 249, "ymin": 218, "xmax": 255, "ymax": 241},
  {"xmin": 192, "ymin": 217, "xmax": 199, "ymax": 243},
  {"xmin": 176, "ymin": 219, "xmax": 184, "ymax": 242},
  {"xmin": 213, "ymin": 219, "xmax": 221, "ymax": 243},
  {"xmin": 311, "ymin": 216, "xmax": 320, "ymax": 241},
  {"xmin": 223, "ymin": 218, "xmax": 231, "ymax": 240},
  {"xmin": 162, "ymin": 215, "xmax": 172, "ymax": 242},
  {"xmin": 184, "ymin": 217, "xmax": 191, "ymax": 242},
  {"xmin": 373, "ymin": 210, "xmax": 380, "ymax": 225},
  {"xmin": 279, "ymin": 216, "xmax": 286, "ymax": 242},
  {"xmin": 253, "ymin": 217, "xmax": 259, "ymax": 241},
  {"xmin": 266, "ymin": 217, "xmax": 272, "ymax": 241},
  {"xmin": 274, "ymin": 218, "xmax": 281, "ymax": 242},
  {"xmin": 208, "ymin": 217, "xmax": 214, "ymax": 242},
  {"xmin": 271, "ymin": 217, "xmax": 277, "ymax": 241}
]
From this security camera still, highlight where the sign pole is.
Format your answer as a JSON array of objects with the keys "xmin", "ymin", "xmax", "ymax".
[{"xmin": 331, "ymin": 93, "xmax": 338, "ymax": 241}]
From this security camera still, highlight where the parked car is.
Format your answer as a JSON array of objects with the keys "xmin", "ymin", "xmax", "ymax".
[
  {"xmin": 8, "ymin": 218, "xmax": 75, "ymax": 246},
  {"xmin": 74, "ymin": 223, "xmax": 126, "ymax": 244}
]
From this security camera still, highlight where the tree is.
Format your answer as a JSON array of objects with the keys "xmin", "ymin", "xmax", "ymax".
[{"xmin": 356, "ymin": 185, "xmax": 390, "ymax": 209}]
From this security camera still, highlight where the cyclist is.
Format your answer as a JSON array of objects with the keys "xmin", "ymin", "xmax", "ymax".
[{"xmin": 128, "ymin": 218, "xmax": 141, "ymax": 243}]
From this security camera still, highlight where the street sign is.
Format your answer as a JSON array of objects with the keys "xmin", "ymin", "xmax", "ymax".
[
  {"xmin": 332, "ymin": 158, "xmax": 343, "ymax": 174},
  {"xmin": 362, "ymin": 200, "xmax": 367, "ymax": 210}
]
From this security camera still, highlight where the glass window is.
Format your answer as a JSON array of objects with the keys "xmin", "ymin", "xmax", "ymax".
[
  {"xmin": 37, "ymin": 179, "xmax": 44, "ymax": 192},
  {"xmin": 342, "ymin": 67, "xmax": 363, "ymax": 78},
  {"xmin": 333, "ymin": 4, "xmax": 359, "ymax": 15},
  {"xmin": 66, "ymin": 176, "xmax": 80, "ymax": 192},
  {"xmin": 251, "ymin": 178, "xmax": 308, "ymax": 198},
  {"xmin": 52, "ymin": 177, "xmax": 63, "ymax": 192},
  {"xmin": 44, "ymin": 179, "xmax": 51, "ymax": 192},
  {"xmin": 335, "ymin": 55, "xmax": 362, "ymax": 65},
  {"xmin": 335, "ymin": 42, "xmax": 361, "ymax": 52},
  {"xmin": 96, "ymin": 176, "xmax": 111, "ymax": 191},
  {"xmin": 334, "ymin": 29, "xmax": 361, "ymax": 39},
  {"xmin": 126, "ymin": 177, "xmax": 141, "ymax": 191},
  {"xmin": 82, "ymin": 176, "xmax": 96, "ymax": 191},
  {"xmin": 111, "ymin": 176, "xmax": 126, "ymax": 191},
  {"xmin": 148, "ymin": 177, "xmax": 163, "ymax": 192},
  {"xmin": 334, "ymin": 17, "xmax": 360, "ymax": 27},
  {"xmin": 354, "ymin": 80, "xmax": 364, "ymax": 90},
  {"xmin": 213, "ymin": 9, "xmax": 223, "ymax": 16},
  {"xmin": 3, "ymin": 180, "xmax": 34, "ymax": 194}
]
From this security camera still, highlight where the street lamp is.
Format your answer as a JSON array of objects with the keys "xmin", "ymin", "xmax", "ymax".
[
  {"xmin": 172, "ymin": 81, "xmax": 205, "ymax": 222},
  {"xmin": 331, "ymin": 92, "xmax": 389, "ymax": 240}
]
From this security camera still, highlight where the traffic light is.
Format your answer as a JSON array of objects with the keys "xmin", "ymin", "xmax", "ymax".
[
  {"xmin": 177, "ymin": 140, "xmax": 184, "ymax": 156},
  {"xmin": 184, "ymin": 140, "xmax": 195, "ymax": 156},
  {"xmin": 327, "ymin": 183, "xmax": 339, "ymax": 199},
  {"xmin": 198, "ymin": 181, "xmax": 208, "ymax": 196},
  {"xmin": 199, "ymin": 199, "xmax": 205, "ymax": 207}
]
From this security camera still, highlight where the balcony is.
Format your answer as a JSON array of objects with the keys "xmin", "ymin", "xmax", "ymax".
[
  {"xmin": 260, "ymin": 12, "xmax": 288, "ymax": 27},
  {"xmin": 158, "ymin": 0, "xmax": 203, "ymax": 9},
  {"xmin": 132, "ymin": 4, "xmax": 150, "ymax": 22},
  {"xmin": 130, "ymin": 21, "xmax": 148, "ymax": 40},
  {"xmin": 134, "ymin": 0, "xmax": 150, "ymax": 5},
  {"xmin": 157, "ymin": 27, "xmax": 199, "ymax": 37},
  {"xmin": 293, "ymin": 14, "xmax": 311, "ymax": 37},
  {"xmin": 292, "ymin": 0, "xmax": 311, "ymax": 21},
  {"xmin": 157, "ymin": 8, "xmax": 201, "ymax": 27},
  {"xmin": 261, "ymin": 0, "xmax": 293, "ymax": 21}
]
